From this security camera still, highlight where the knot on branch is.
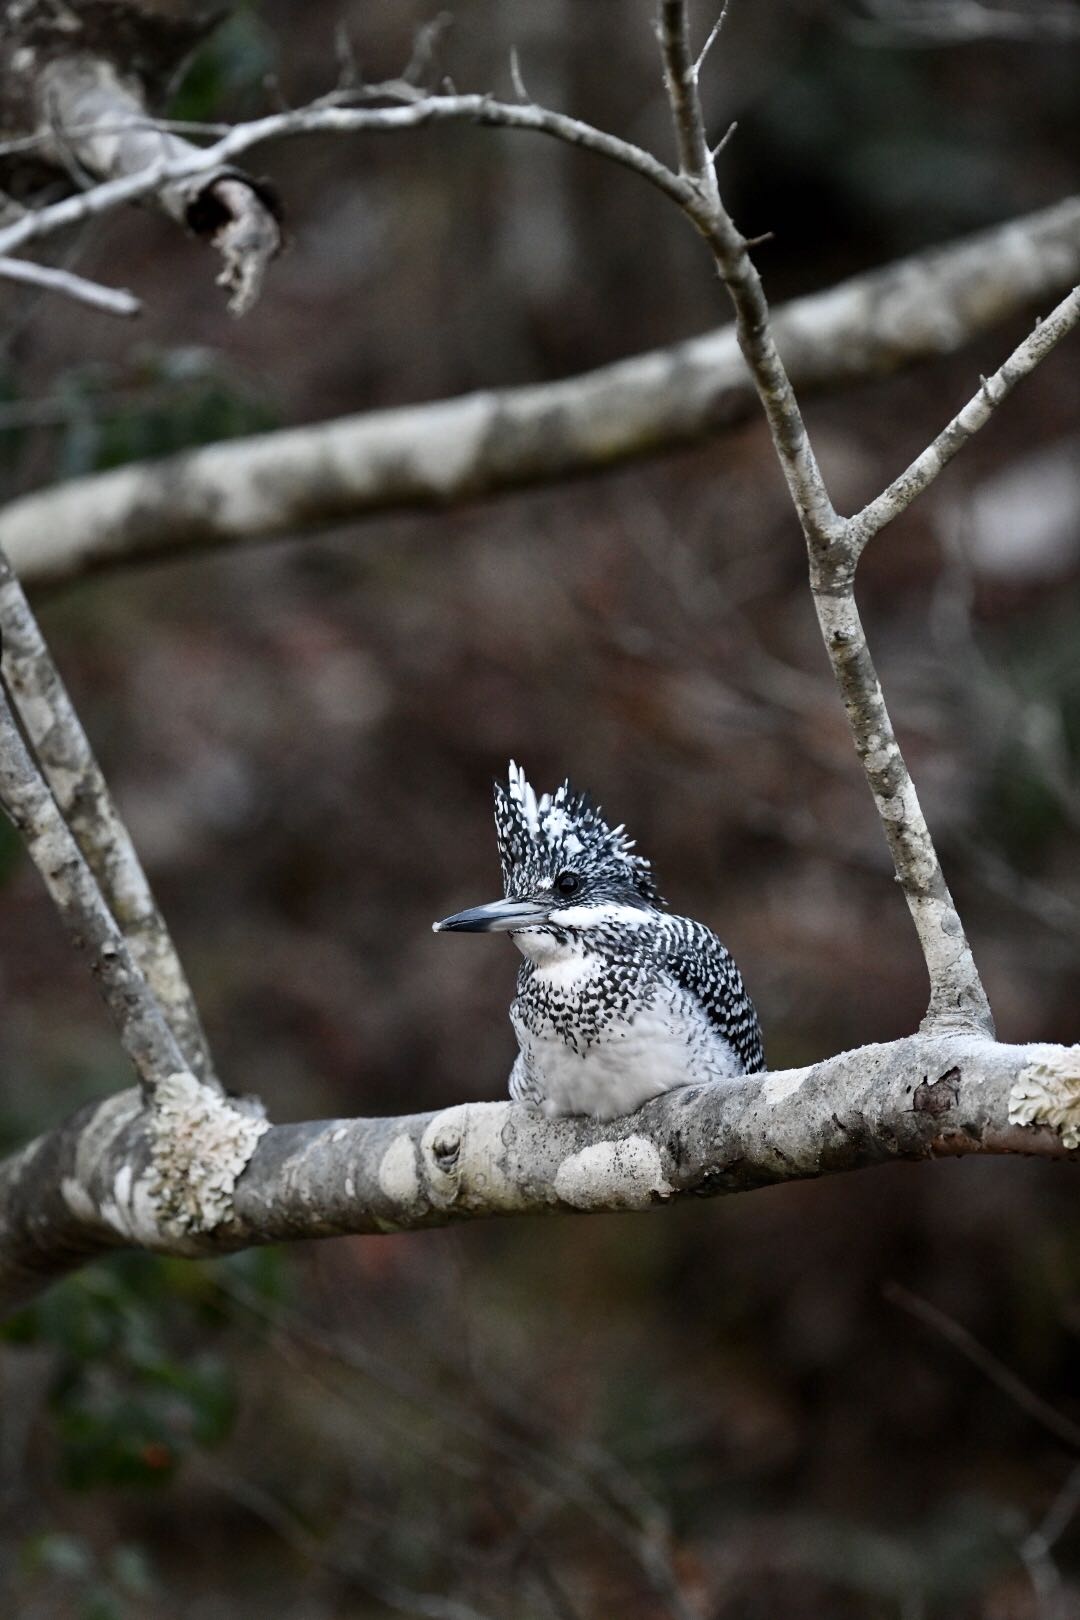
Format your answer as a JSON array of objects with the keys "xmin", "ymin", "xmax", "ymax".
[
  {"xmin": 1008, "ymin": 1046, "xmax": 1080, "ymax": 1149},
  {"xmin": 147, "ymin": 1072, "xmax": 269, "ymax": 1237}
]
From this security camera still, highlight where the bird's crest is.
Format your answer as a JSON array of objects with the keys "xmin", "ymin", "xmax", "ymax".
[{"xmin": 493, "ymin": 761, "xmax": 660, "ymax": 903}]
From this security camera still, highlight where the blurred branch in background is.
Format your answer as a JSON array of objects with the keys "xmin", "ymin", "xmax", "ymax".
[
  {"xmin": 1, "ymin": 1, "xmax": 282, "ymax": 314},
  {"xmin": 2, "ymin": 193, "xmax": 1077, "ymax": 585},
  {"xmin": 845, "ymin": 0, "xmax": 1080, "ymax": 44},
  {"xmin": 0, "ymin": 254, "xmax": 139, "ymax": 318}
]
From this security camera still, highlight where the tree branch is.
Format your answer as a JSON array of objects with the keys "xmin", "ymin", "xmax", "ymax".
[
  {"xmin": 4, "ymin": 194, "xmax": 1078, "ymax": 586},
  {"xmin": 658, "ymin": 0, "xmax": 715, "ymax": 184},
  {"xmin": 0, "ymin": 88, "xmax": 687, "ymax": 278},
  {"xmin": 852, "ymin": 281, "xmax": 1080, "ymax": 551},
  {"xmin": 32, "ymin": 57, "xmax": 281, "ymax": 316},
  {"xmin": 0, "ymin": 254, "xmax": 140, "ymax": 317},
  {"xmin": 0, "ymin": 1035, "xmax": 1076, "ymax": 1315},
  {"xmin": 652, "ymin": 0, "xmax": 999, "ymax": 1035},
  {"xmin": 0, "ymin": 550, "xmax": 217, "ymax": 1086},
  {"xmin": 0, "ymin": 672, "xmax": 187, "ymax": 1094}
]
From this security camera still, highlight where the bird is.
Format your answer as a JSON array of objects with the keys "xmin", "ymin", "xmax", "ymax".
[{"xmin": 433, "ymin": 762, "xmax": 764, "ymax": 1121}]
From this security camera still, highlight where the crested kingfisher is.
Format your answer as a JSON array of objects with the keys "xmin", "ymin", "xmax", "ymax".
[{"xmin": 433, "ymin": 762, "xmax": 764, "ymax": 1120}]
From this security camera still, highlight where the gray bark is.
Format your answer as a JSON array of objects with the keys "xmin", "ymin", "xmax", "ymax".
[
  {"xmin": 0, "ymin": 1036, "xmax": 1076, "ymax": 1316},
  {"xmin": 1, "ymin": 196, "xmax": 1078, "ymax": 585},
  {"xmin": 1, "ymin": 0, "xmax": 279, "ymax": 315},
  {"xmin": 0, "ymin": 549, "xmax": 217, "ymax": 1085}
]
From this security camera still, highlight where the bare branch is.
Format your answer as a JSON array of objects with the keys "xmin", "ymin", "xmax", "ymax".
[
  {"xmin": 810, "ymin": 589, "xmax": 993, "ymax": 1033},
  {"xmin": 695, "ymin": 4, "xmax": 732, "ymax": 75},
  {"xmin": 650, "ymin": 1, "xmax": 998, "ymax": 1034},
  {"xmin": 0, "ymin": 675, "xmax": 186, "ymax": 1095},
  {"xmin": 852, "ymin": 283, "xmax": 1080, "ymax": 550},
  {"xmin": 848, "ymin": 0, "xmax": 1080, "ymax": 44},
  {"xmin": 400, "ymin": 11, "xmax": 455, "ymax": 87},
  {"xmin": 0, "ymin": 254, "xmax": 139, "ymax": 317},
  {"xmin": 710, "ymin": 119, "xmax": 737, "ymax": 159},
  {"xmin": 7, "ymin": 195, "xmax": 1076, "ymax": 586},
  {"xmin": 0, "ymin": 91, "xmax": 688, "ymax": 275},
  {"xmin": 657, "ymin": 0, "xmax": 715, "ymax": 185},
  {"xmin": 885, "ymin": 1283, "xmax": 1080, "ymax": 1451},
  {"xmin": 0, "ymin": 1033, "xmax": 1075, "ymax": 1314},
  {"xmin": 509, "ymin": 48, "xmax": 531, "ymax": 105},
  {"xmin": 32, "ymin": 57, "xmax": 282, "ymax": 316},
  {"xmin": 0, "ymin": 550, "xmax": 217, "ymax": 1087}
]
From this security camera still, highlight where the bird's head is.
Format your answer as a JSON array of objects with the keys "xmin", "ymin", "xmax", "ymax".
[{"xmin": 433, "ymin": 762, "xmax": 662, "ymax": 951}]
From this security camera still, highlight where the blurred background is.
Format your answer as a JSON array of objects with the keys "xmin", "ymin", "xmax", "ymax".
[{"xmin": 1, "ymin": 0, "xmax": 1079, "ymax": 1614}]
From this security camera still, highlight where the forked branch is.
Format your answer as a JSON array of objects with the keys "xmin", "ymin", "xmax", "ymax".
[{"xmin": 656, "ymin": 0, "xmax": 1003, "ymax": 1035}]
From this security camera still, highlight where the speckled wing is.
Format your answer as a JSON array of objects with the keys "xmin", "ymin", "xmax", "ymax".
[{"xmin": 655, "ymin": 916, "xmax": 765, "ymax": 1075}]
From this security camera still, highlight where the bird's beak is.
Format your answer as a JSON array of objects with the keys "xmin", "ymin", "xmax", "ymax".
[{"xmin": 432, "ymin": 897, "xmax": 552, "ymax": 933}]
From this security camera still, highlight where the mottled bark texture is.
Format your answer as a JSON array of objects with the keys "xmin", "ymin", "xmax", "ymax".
[
  {"xmin": 0, "ymin": 675, "xmax": 186, "ymax": 1092},
  {"xmin": 1, "ymin": 0, "xmax": 280, "ymax": 314},
  {"xmin": 653, "ymin": 0, "xmax": 1000, "ymax": 1036},
  {"xmin": 3, "ymin": 195, "xmax": 1078, "ymax": 584},
  {"xmin": 0, "ymin": 550, "xmax": 216, "ymax": 1085},
  {"xmin": 0, "ymin": 1038, "xmax": 1077, "ymax": 1315}
]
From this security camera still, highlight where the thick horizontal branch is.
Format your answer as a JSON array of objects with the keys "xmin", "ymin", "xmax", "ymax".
[
  {"xmin": 1, "ymin": 1036, "xmax": 1077, "ymax": 1314},
  {"xmin": 3, "ymin": 195, "xmax": 1078, "ymax": 586}
]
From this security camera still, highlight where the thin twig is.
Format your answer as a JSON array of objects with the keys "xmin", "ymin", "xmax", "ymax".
[
  {"xmin": 509, "ymin": 48, "xmax": 530, "ymax": 105},
  {"xmin": 0, "ymin": 92, "xmax": 690, "ymax": 271},
  {"xmin": 0, "ymin": 255, "xmax": 139, "ymax": 317},
  {"xmin": 884, "ymin": 1283, "xmax": 1080, "ymax": 1452},
  {"xmin": 710, "ymin": 119, "xmax": 737, "ymax": 159},
  {"xmin": 657, "ymin": 0, "xmax": 716, "ymax": 185},
  {"xmin": 695, "ymin": 2, "xmax": 732, "ymax": 74},
  {"xmin": 852, "ymin": 285, "xmax": 1080, "ymax": 550},
  {"xmin": 401, "ymin": 12, "xmax": 455, "ymax": 87}
]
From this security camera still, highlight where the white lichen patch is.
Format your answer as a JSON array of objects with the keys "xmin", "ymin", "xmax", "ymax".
[
  {"xmin": 420, "ymin": 1103, "xmax": 518, "ymax": 1210},
  {"xmin": 147, "ymin": 1072, "xmax": 269, "ymax": 1236},
  {"xmin": 15, "ymin": 689, "xmax": 56, "ymax": 745},
  {"xmin": 553, "ymin": 1136, "xmax": 671, "ymax": 1211},
  {"xmin": 762, "ymin": 1066, "xmax": 813, "ymax": 1106},
  {"xmin": 60, "ymin": 1176, "xmax": 98, "ymax": 1225},
  {"xmin": 96, "ymin": 1159, "xmax": 160, "ymax": 1246},
  {"xmin": 1008, "ymin": 1046, "xmax": 1080, "ymax": 1148},
  {"xmin": 377, "ymin": 1134, "xmax": 420, "ymax": 1207}
]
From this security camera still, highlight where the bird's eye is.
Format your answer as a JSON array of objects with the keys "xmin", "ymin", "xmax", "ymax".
[{"xmin": 554, "ymin": 870, "xmax": 581, "ymax": 897}]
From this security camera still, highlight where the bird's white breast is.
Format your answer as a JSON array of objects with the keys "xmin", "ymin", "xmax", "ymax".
[{"xmin": 511, "ymin": 952, "xmax": 743, "ymax": 1122}]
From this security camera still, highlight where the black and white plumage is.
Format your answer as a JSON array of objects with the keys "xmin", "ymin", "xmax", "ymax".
[{"xmin": 433, "ymin": 763, "xmax": 764, "ymax": 1121}]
